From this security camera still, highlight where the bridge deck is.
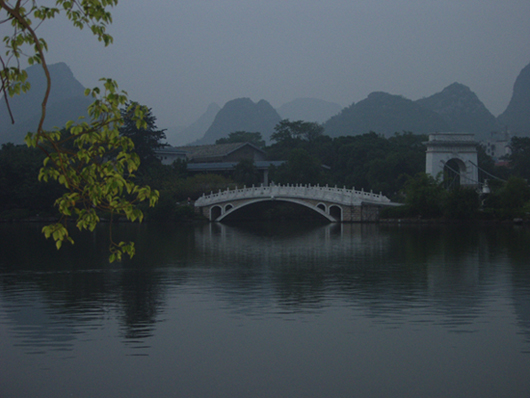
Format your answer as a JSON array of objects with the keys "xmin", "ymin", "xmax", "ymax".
[{"xmin": 194, "ymin": 184, "xmax": 391, "ymax": 207}]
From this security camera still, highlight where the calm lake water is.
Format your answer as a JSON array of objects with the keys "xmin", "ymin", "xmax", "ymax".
[{"xmin": 1, "ymin": 221, "xmax": 529, "ymax": 398}]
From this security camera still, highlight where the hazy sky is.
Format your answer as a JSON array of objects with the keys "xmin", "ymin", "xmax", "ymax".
[{"xmin": 38, "ymin": 0, "xmax": 530, "ymax": 128}]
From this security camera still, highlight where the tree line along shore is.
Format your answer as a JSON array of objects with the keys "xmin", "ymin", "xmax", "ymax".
[{"xmin": 2, "ymin": 115, "xmax": 530, "ymax": 223}]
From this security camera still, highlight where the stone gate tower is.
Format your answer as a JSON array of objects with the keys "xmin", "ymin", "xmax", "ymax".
[{"xmin": 425, "ymin": 133, "xmax": 478, "ymax": 187}]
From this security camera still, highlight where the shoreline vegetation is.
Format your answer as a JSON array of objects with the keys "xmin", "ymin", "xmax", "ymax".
[
  {"xmin": 2, "ymin": 127, "xmax": 530, "ymax": 228},
  {"xmin": 1, "ymin": 215, "xmax": 528, "ymax": 226}
]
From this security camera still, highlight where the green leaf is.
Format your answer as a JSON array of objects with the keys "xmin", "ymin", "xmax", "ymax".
[{"xmin": 2, "ymin": 0, "xmax": 153, "ymax": 262}]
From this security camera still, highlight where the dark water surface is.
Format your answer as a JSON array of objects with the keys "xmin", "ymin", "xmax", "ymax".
[{"xmin": 1, "ymin": 222, "xmax": 529, "ymax": 398}]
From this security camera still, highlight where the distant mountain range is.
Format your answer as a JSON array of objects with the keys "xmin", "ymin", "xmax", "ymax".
[
  {"xmin": 193, "ymin": 98, "xmax": 281, "ymax": 145},
  {"xmin": 498, "ymin": 62, "xmax": 530, "ymax": 135},
  {"xmin": 2, "ymin": 61, "xmax": 529, "ymax": 146},
  {"xmin": 323, "ymin": 82, "xmax": 503, "ymax": 140},
  {"xmin": 188, "ymin": 62, "xmax": 529, "ymax": 143},
  {"xmin": 416, "ymin": 83, "xmax": 501, "ymax": 139},
  {"xmin": 324, "ymin": 91, "xmax": 451, "ymax": 138},
  {"xmin": 178, "ymin": 98, "xmax": 340, "ymax": 145},
  {"xmin": 0, "ymin": 62, "xmax": 91, "ymax": 145}
]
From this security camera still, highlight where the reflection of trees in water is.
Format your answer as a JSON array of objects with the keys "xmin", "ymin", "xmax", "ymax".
[
  {"xmin": 379, "ymin": 225, "xmax": 485, "ymax": 325},
  {"xmin": 504, "ymin": 227, "xmax": 530, "ymax": 347},
  {"xmin": 0, "ymin": 266, "xmax": 171, "ymax": 348},
  {"xmin": 512, "ymin": 273, "xmax": 530, "ymax": 349},
  {"xmin": 0, "ymin": 288, "xmax": 79, "ymax": 353},
  {"xmin": 0, "ymin": 223, "xmax": 178, "ymax": 347},
  {"xmin": 2, "ymin": 222, "xmax": 529, "ymax": 346},
  {"xmin": 118, "ymin": 270, "xmax": 165, "ymax": 340},
  {"xmin": 195, "ymin": 223, "xmax": 516, "ymax": 330}
]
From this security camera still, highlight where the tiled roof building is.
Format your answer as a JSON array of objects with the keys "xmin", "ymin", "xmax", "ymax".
[
  {"xmin": 156, "ymin": 142, "xmax": 280, "ymax": 184},
  {"xmin": 176, "ymin": 142, "xmax": 266, "ymax": 163}
]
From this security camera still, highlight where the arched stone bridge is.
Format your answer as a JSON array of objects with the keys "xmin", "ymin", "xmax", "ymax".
[{"xmin": 194, "ymin": 184, "xmax": 398, "ymax": 222}]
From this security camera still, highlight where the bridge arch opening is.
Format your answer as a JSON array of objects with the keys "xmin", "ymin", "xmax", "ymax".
[
  {"xmin": 443, "ymin": 158, "xmax": 466, "ymax": 189},
  {"xmin": 225, "ymin": 204, "xmax": 233, "ymax": 212},
  {"xmin": 210, "ymin": 205, "xmax": 222, "ymax": 220},
  {"xmin": 329, "ymin": 205, "xmax": 342, "ymax": 221},
  {"xmin": 219, "ymin": 200, "xmax": 331, "ymax": 222},
  {"xmin": 317, "ymin": 203, "xmax": 326, "ymax": 212}
]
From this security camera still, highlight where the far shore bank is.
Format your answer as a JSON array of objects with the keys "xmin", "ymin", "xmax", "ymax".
[{"xmin": 1, "ymin": 216, "xmax": 528, "ymax": 226}]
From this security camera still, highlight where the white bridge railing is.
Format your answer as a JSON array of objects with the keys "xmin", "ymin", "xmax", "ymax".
[{"xmin": 194, "ymin": 184, "xmax": 391, "ymax": 207}]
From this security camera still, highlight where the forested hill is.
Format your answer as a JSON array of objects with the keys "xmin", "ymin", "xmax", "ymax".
[
  {"xmin": 498, "ymin": 62, "xmax": 530, "ymax": 135},
  {"xmin": 195, "ymin": 98, "xmax": 281, "ymax": 144},
  {"xmin": 323, "ymin": 92, "xmax": 450, "ymax": 137},
  {"xmin": 0, "ymin": 62, "xmax": 91, "ymax": 145},
  {"xmin": 416, "ymin": 82, "xmax": 500, "ymax": 140},
  {"xmin": 323, "ymin": 63, "xmax": 530, "ymax": 139}
]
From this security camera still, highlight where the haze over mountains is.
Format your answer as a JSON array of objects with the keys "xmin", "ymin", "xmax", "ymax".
[
  {"xmin": 193, "ymin": 98, "xmax": 281, "ymax": 145},
  {"xmin": 0, "ymin": 62, "xmax": 91, "ymax": 145},
  {"xmin": 164, "ymin": 103, "xmax": 221, "ymax": 147},
  {"xmin": 277, "ymin": 98, "xmax": 343, "ymax": 124},
  {"xmin": 498, "ymin": 63, "xmax": 530, "ymax": 135},
  {"xmin": 324, "ymin": 92, "xmax": 451, "ymax": 138},
  {"xmin": 416, "ymin": 83, "xmax": 501, "ymax": 138},
  {"xmin": 1, "ymin": 62, "xmax": 529, "ymax": 146}
]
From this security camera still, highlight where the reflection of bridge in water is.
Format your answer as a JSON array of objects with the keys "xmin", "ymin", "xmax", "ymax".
[
  {"xmin": 194, "ymin": 222, "xmax": 393, "ymax": 265},
  {"xmin": 193, "ymin": 222, "xmax": 487, "ymax": 315},
  {"xmin": 194, "ymin": 184, "xmax": 398, "ymax": 222}
]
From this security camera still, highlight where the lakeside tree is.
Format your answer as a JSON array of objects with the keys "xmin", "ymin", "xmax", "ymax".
[
  {"xmin": 0, "ymin": 143, "xmax": 64, "ymax": 217},
  {"xmin": 508, "ymin": 136, "xmax": 530, "ymax": 180},
  {"xmin": 267, "ymin": 129, "xmax": 427, "ymax": 195},
  {"xmin": 402, "ymin": 173, "xmax": 445, "ymax": 218},
  {"xmin": 326, "ymin": 132, "xmax": 426, "ymax": 195},
  {"xmin": 324, "ymin": 133, "xmax": 387, "ymax": 187},
  {"xmin": 119, "ymin": 102, "xmax": 167, "ymax": 168},
  {"xmin": 267, "ymin": 119, "xmax": 328, "ymax": 161},
  {"xmin": 271, "ymin": 119, "xmax": 324, "ymax": 143},
  {"xmin": 272, "ymin": 148, "xmax": 323, "ymax": 185},
  {"xmin": 233, "ymin": 158, "xmax": 261, "ymax": 186},
  {"xmin": 483, "ymin": 176, "xmax": 530, "ymax": 219},
  {"xmin": 443, "ymin": 187, "xmax": 480, "ymax": 220},
  {"xmin": 1, "ymin": 1, "xmax": 159, "ymax": 261}
]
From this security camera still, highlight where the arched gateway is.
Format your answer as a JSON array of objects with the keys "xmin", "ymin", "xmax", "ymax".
[
  {"xmin": 194, "ymin": 184, "xmax": 398, "ymax": 222},
  {"xmin": 425, "ymin": 133, "xmax": 478, "ymax": 187}
]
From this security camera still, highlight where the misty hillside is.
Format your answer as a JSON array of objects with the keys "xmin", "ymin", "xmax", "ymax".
[
  {"xmin": 5, "ymin": 62, "xmax": 529, "ymax": 146},
  {"xmin": 0, "ymin": 62, "xmax": 91, "ymax": 145},
  {"xmin": 195, "ymin": 98, "xmax": 281, "ymax": 144},
  {"xmin": 277, "ymin": 98, "xmax": 342, "ymax": 124},
  {"xmin": 498, "ymin": 62, "xmax": 530, "ymax": 135},
  {"xmin": 323, "ymin": 92, "xmax": 450, "ymax": 138},
  {"xmin": 416, "ymin": 82, "xmax": 500, "ymax": 140},
  {"xmin": 166, "ymin": 102, "xmax": 220, "ymax": 146}
]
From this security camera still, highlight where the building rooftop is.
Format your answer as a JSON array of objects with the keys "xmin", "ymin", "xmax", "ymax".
[
  {"xmin": 176, "ymin": 142, "xmax": 265, "ymax": 161},
  {"xmin": 187, "ymin": 160, "xmax": 285, "ymax": 172}
]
